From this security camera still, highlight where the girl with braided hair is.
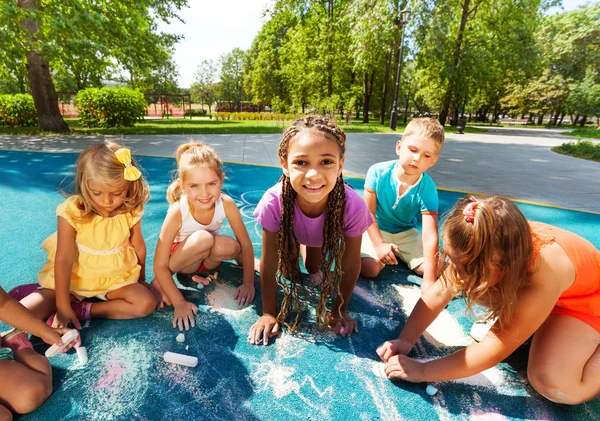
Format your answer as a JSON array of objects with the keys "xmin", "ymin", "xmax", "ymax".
[
  {"xmin": 377, "ymin": 195, "xmax": 600, "ymax": 404},
  {"xmin": 249, "ymin": 117, "xmax": 373, "ymax": 346}
]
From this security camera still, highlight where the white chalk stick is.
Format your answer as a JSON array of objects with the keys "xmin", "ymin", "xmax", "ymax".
[
  {"xmin": 176, "ymin": 333, "xmax": 185, "ymax": 343},
  {"xmin": 426, "ymin": 384, "xmax": 438, "ymax": 396},
  {"xmin": 76, "ymin": 346, "xmax": 88, "ymax": 365},
  {"xmin": 196, "ymin": 283, "xmax": 204, "ymax": 290},
  {"xmin": 163, "ymin": 351, "xmax": 198, "ymax": 368},
  {"xmin": 45, "ymin": 329, "xmax": 79, "ymax": 358}
]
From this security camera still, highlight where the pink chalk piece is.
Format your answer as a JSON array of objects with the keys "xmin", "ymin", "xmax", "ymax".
[
  {"xmin": 192, "ymin": 275, "xmax": 211, "ymax": 286},
  {"xmin": 340, "ymin": 326, "xmax": 345, "ymax": 335}
]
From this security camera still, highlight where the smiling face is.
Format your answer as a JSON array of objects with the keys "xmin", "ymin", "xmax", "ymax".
[
  {"xmin": 280, "ymin": 130, "xmax": 345, "ymax": 217},
  {"xmin": 87, "ymin": 179, "xmax": 129, "ymax": 217},
  {"xmin": 396, "ymin": 134, "xmax": 440, "ymax": 177},
  {"xmin": 179, "ymin": 166, "xmax": 224, "ymax": 211}
]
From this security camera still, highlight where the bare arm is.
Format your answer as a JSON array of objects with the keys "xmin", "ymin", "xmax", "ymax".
[
  {"xmin": 420, "ymin": 278, "xmax": 561, "ymax": 382},
  {"xmin": 364, "ymin": 189, "xmax": 384, "ymax": 247},
  {"xmin": 0, "ymin": 288, "xmax": 62, "ymax": 343},
  {"xmin": 332, "ymin": 235, "xmax": 362, "ymax": 316},
  {"xmin": 259, "ymin": 229, "xmax": 279, "ymax": 316},
  {"xmin": 249, "ymin": 228, "xmax": 280, "ymax": 345},
  {"xmin": 223, "ymin": 195, "xmax": 255, "ymax": 285},
  {"xmin": 153, "ymin": 204, "xmax": 186, "ymax": 305},
  {"xmin": 420, "ymin": 213, "xmax": 439, "ymax": 291},
  {"xmin": 53, "ymin": 216, "xmax": 81, "ymax": 329},
  {"xmin": 130, "ymin": 220, "xmax": 147, "ymax": 284}
]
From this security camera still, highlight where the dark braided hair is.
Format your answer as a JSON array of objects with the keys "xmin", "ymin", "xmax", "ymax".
[{"xmin": 276, "ymin": 116, "xmax": 347, "ymax": 331}]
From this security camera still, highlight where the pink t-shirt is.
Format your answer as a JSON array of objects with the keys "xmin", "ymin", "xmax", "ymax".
[{"xmin": 253, "ymin": 182, "xmax": 373, "ymax": 248}]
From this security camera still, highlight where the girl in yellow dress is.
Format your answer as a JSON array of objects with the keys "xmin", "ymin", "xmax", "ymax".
[{"xmin": 17, "ymin": 141, "xmax": 157, "ymax": 329}]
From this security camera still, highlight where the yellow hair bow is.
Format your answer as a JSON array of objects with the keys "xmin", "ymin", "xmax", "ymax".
[{"xmin": 114, "ymin": 148, "xmax": 142, "ymax": 181}]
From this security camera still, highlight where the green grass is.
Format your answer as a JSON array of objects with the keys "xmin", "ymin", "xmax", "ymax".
[
  {"xmin": 562, "ymin": 126, "xmax": 600, "ymax": 139},
  {"xmin": 552, "ymin": 139, "xmax": 600, "ymax": 162},
  {"xmin": 0, "ymin": 117, "xmax": 487, "ymax": 135}
]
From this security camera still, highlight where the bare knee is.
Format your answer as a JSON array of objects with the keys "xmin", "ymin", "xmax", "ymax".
[
  {"xmin": 211, "ymin": 236, "xmax": 241, "ymax": 260},
  {"xmin": 528, "ymin": 369, "xmax": 588, "ymax": 405},
  {"xmin": 0, "ymin": 405, "xmax": 12, "ymax": 421},
  {"xmin": 12, "ymin": 378, "xmax": 52, "ymax": 414},
  {"xmin": 187, "ymin": 230, "xmax": 215, "ymax": 253},
  {"xmin": 360, "ymin": 258, "xmax": 383, "ymax": 279},
  {"xmin": 133, "ymin": 292, "xmax": 157, "ymax": 318}
]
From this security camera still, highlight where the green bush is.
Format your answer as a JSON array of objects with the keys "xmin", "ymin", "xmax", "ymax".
[
  {"xmin": 552, "ymin": 140, "xmax": 600, "ymax": 162},
  {"xmin": 75, "ymin": 87, "xmax": 146, "ymax": 128},
  {"xmin": 0, "ymin": 94, "xmax": 38, "ymax": 127},
  {"xmin": 184, "ymin": 109, "xmax": 207, "ymax": 117}
]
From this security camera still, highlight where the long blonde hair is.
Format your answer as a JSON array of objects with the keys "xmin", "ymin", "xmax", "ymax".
[
  {"xmin": 71, "ymin": 140, "xmax": 149, "ymax": 219},
  {"xmin": 276, "ymin": 116, "xmax": 347, "ymax": 332},
  {"xmin": 166, "ymin": 142, "xmax": 223, "ymax": 207},
  {"xmin": 441, "ymin": 195, "xmax": 533, "ymax": 331}
]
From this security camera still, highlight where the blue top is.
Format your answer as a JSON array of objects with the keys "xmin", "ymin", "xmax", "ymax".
[{"xmin": 365, "ymin": 160, "xmax": 438, "ymax": 233}]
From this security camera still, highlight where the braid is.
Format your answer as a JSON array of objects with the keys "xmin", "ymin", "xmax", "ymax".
[
  {"xmin": 315, "ymin": 175, "xmax": 346, "ymax": 328},
  {"xmin": 276, "ymin": 116, "xmax": 348, "ymax": 332}
]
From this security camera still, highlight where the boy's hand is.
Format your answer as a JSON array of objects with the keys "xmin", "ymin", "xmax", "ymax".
[
  {"xmin": 384, "ymin": 354, "xmax": 425, "ymax": 383},
  {"xmin": 327, "ymin": 312, "xmax": 358, "ymax": 337},
  {"xmin": 54, "ymin": 306, "xmax": 82, "ymax": 330},
  {"xmin": 234, "ymin": 283, "xmax": 255, "ymax": 307},
  {"xmin": 375, "ymin": 243, "xmax": 399, "ymax": 265},
  {"xmin": 376, "ymin": 338, "xmax": 413, "ymax": 362},
  {"xmin": 249, "ymin": 314, "xmax": 279, "ymax": 346},
  {"xmin": 173, "ymin": 300, "xmax": 198, "ymax": 331},
  {"xmin": 149, "ymin": 279, "xmax": 172, "ymax": 309}
]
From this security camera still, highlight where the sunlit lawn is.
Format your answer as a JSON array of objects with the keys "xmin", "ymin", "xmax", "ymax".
[{"xmin": 0, "ymin": 117, "xmax": 486, "ymax": 135}]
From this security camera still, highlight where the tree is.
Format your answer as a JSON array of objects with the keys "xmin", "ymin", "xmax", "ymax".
[
  {"xmin": 191, "ymin": 60, "xmax": 218, "ymax": 112},
  {"xmin": 219, "ymin": 48, "xmax": 248, "ymax": 111},
  {"xmin": 0, "ymin": 0, "xmax": 187, "ymax": 131}
]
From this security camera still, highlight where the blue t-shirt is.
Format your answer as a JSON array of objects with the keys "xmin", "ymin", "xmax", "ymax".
[{"xmin": 365, "ymin": 160, "xmax": 438, "ymax": 233}]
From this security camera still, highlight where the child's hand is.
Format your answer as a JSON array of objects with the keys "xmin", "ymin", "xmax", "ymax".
[
  {"xmin": 248, "ymin": 314, "xmax": 279, "ymax": 346},
  {"xmin": 376, "ymin": 338, "xmax": 413, "ymax": 362},
  {"xmin": 375, "ymin": 243, "xmax": 399, "ymax": 265},
  {"xmin": 384, "ymin": 354, "xmax": 425, "ymax": 383},
  {"xmin": 149, "ymin": 279, "xmax": 172, "ymax": 309},
  {"xmin": 54, "ymin": 307, "xmax": 82, "ymax": 330},
  {"xmin": 327, "ymin": 312, "xmax": 358, "ymax": 337},
  {"xmin": 173, "ymin": 300, "xmax": 198, "ymax": 331},
  {"xmin": 234, "ymin": 283, "xmax": 255, "ymax": 307},
  {"xmin": 41, "ymin": 327, "xmax": 80, "ymax": 352}
]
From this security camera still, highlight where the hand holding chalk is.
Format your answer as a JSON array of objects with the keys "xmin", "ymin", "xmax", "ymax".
[{"xmin": 45, "ymin": 329, "xmax": 79, "ymax": 358}]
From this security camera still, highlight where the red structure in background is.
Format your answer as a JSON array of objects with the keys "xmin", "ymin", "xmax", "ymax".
[
  {"xmin": 145, "ymin": 94, "xmax": 192, "ymax": 118},
  {"xmin": 56, "ymin": 92, "xmax": 193, "ymax": 119}
]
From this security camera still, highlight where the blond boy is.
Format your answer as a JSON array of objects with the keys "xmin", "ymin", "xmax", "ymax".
[{"xmin": 361, "ymin": 118, "xmax": 444, "ymax": 292}]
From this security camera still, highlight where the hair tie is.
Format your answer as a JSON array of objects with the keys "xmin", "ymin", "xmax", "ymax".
[
  {"xmin": 463, "ymin": 202, "xmax": 478, "ymax": 223},
  {"xmin": 114, "ymin": 148, "xmax": 142, "ymax": 181}
]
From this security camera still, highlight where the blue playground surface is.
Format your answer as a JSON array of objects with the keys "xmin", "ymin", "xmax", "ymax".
[{"xmin": 0, "ymin": 150, "xmax": 599, "ymax": 421}]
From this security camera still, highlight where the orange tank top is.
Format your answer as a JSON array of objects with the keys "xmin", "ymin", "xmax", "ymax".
[{"xmin": 529, "ymin": 222, "xmax": 600, "ymax": 316}]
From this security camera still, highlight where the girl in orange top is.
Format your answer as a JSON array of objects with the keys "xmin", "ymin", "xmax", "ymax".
[{"xmin": 377, "ymin": 195, "xmax": 600, "ymax": 404}]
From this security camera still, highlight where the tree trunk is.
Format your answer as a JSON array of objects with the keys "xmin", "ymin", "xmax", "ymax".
[
  {"xmin": 326, "ymin": 0, "xmax": 334, "ymax": 97},
  {"xmin": 439, "ymin": 0, "xmax": 471, "ymax": 126},
  {"xmin": 19, "ymin": 0, "xmax": 69, "ymax": 132},
  {"xmin": 362, "ymin": 72, "xmax": 375, "ymax": 124},
  {"xmin": 379, "ymin": 49, "xmax": 392, "ymax": 125},
  {"xmin": 579, "ymin": 116, "xmax": 587, "ymax": 127},
  {"xmin": 536, "ymin": 113, "xmax": 544, "ymax": 126}
]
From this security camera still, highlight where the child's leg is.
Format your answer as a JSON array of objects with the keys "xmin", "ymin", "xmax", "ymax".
[
  {"xmin": 203, "ymin": 235, "xmax": 241, "ymax": 270},
  {"xmin": 17, "ymin": 289, "xmax": 58, "ymax": 320},
  {"xmin": 300, "ymin": 245, "xmax": 322, "ymax": 275},
  {"xmin": 90, "ymin": 283, "xmax": 156, "ymax": 320},
  {"xmin": 360, "ymin": 257, "xmax": 385, "ymax": 278},
  {"xmin": 527, "ymin": 313, "xmax": 600, "ymax": 404},
  {"xmin": 0, "ymin": 345, "xmax": 52, "ymax": 415},
  {"xmin": 169, "ymin": 230, "xmax": 215, "ymax": 274}
]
